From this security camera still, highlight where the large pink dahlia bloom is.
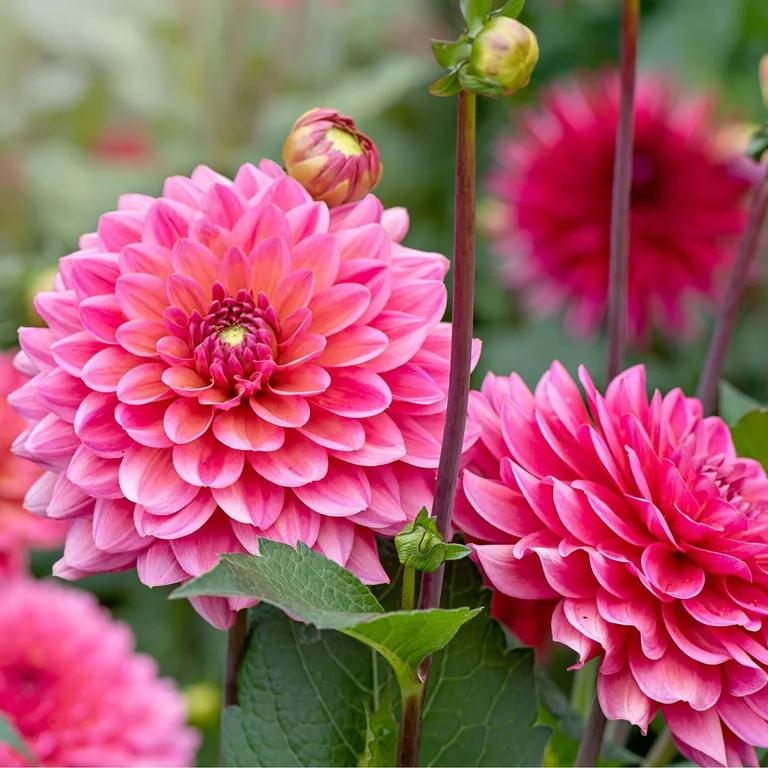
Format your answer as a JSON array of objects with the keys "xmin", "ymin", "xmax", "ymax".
[
  {"xmin": 456, "ymin": 363, "xmax": 768, "ymax": 767},
  {"xmin": 0, "ymin": 351, "xmax": 66, "ymax": 576},
  {"xmin": 486, "ymin": 72, "xmax": 751, "ymax": 340},
  {"xmin": 11, "ymin": 160, "xmax": 474, "ymax": 628},
  {"xmin": 0, "ymin": 578, "xmax": 197, "ymax": 766}
]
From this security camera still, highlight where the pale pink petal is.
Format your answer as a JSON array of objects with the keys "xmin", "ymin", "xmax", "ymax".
[
  {"xmin": 212, "ymin": 464, "xmax": 284, "ymax": 527},
  {"xmin": 212, "ymin": 406, "xmax": 285, "ymax": 451},
  {"xmin": 294, "ymin": 460, "xmax": 371, "ymax": 517},
  {"xmin": 163, "ymin": 398, "xmax": 214, "ymax": 444},
  {"xmin": 248, "ymin": 431, "xmax": 328, "ymax": 487},
  {"xmin": 172, "ymin": 431, "xmax": 245, "ymax": 488}
]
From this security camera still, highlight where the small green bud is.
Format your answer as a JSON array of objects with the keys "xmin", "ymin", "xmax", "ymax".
[
  {"xmin": 467, "ymin": 16, "xmax": 538, "ymax": 97},
  {"xmin": 395, "ymin": 508, "xmax": 470, "ymax": 573}
]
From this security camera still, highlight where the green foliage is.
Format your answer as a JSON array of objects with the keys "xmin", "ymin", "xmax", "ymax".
[
  {"xmin": 497, "ymin": 0, "xmax": 525, "ymax": 19},
  {"xmin": 173, "ymin": 541, "xmax": 478, "ymax": 693},
  {"xmin": 220, "ymin": 558, "xmax": 548, "ymax": 767},
  {"xmin": 359, "ymin": 685, "xmax": 399, "ymax": 767},
  {"xmin": 747, "ymin": 125, "xmax": 768, "ymax": 162},
  {"xmin": 0, "ymin": 714, "xmax": 33, "ymax": 763},
  {"xmin": 719, "ymin": 381, "xmax": 764, "ymax": 426},
  {"xmin": 460, "ymin": 0, "xmax": 492, "ymax": 35},
  {"xmin": 731, "ymin": 410, "xmax": 768, "ymax": 472},
  {"xmin": 431, "ymin": 39, "xmax": 471, "ymax": 69}
]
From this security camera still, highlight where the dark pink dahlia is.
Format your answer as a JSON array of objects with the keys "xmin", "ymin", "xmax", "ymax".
[
  {"xmin": 11, "ymin": 161, "xmax": 478, "ymax": 628},
  {"xmin": 486, "ymin": 72, "xmax": 752, "ymax": 340}
]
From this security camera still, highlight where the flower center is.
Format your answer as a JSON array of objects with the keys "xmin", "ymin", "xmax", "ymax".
[
  {"xmin": 188, "ymin": 284, "xmax": 280, "ymax": 398},
  {"xmin": 325, "ymin": 127, "xmax": 363, "ymax": 156}
]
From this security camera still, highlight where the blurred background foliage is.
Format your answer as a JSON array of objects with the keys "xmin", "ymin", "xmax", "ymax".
[{"xmin": 3, "ymin": 0, "xmax": 767, "ymax": 763}]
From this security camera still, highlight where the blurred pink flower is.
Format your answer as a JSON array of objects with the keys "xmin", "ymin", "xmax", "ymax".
[
  {"xmin": 457, "ymin": 363, "xmax": 768, "ymax": 767},
  {"xmin": 91, "ymin": 122, "xmax": 153, "ymax": 166},
  {"xmin": 486, "ymin": 72, "xmax": 752, "ymax": 340},
  {"xmin": 12, "ymin": 161, "xmax": 478, "ymax": 628},
  {"xmin": 0, "ymin": 578, "xmax": 197, "ymax": 767},
  {"xmin": 0, "ymin": 352, "xmax": 66, "ymax": 576}
]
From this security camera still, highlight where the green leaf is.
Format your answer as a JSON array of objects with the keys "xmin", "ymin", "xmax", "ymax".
[
  {"xmin": 458, "ymin": 70, "xmax": 506, "ymax": 98},
  {"xmin": 0, "ymin": 714, "xmax": 33, "ymax": 763},
  {"xmin": 731, "ymin": 409, "xmax": 768, "ymax": 472},
  {"xmin": 719, "ymin": 381, "xmax": 763, "ymax": 426},
  {"xmin": 431, "ymin": 38, "xmax": 471, "ymax": 69},
  {"xmin": 172, "ymin": 541, "xmax": 479, "ymax": 691},
  {"xmin": 497, "ymin": 0, "xmax": 525, "ymax": 19},
  {"xmin": 429, "ymin": 69, "xmax": 463, "ymax": 97},
  {"xmin": 747, "ymin": 126, "xmax": 768, "ymax": 162},
  {"xmin": 460, "ymin": 0, "xmax": 492, "ymax": 34},
  {"xmin": 221, "ymin": 556, "xmax": 548, "ymax": 766},
  {"xmin": 358, "ymin": 684, "xmax": 398, "ymax": 767}
]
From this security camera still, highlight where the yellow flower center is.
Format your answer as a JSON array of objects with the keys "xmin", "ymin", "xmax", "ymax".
[
  {"xmin": 325, "ymin": 127, "xmax": 363, "ymax": 156},
  {"xmin": 219, "ymin": 324, "xmax": 248, "ymax": 346}
]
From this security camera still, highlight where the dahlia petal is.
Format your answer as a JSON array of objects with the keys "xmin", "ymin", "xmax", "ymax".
[
  {"xmin": 92, "ymin": 498, "xmax": 147, "ymax": 553},
  {"xmin": 171, "ymin": 239, "xmax": 219, "ymax": 287},
  {"xmin": 250, "ymin": 391, "xmax": 310, "ymax": 428},
  {"xmin": 143, "ymin": 201, "xmax": 188, "ymax": 247},
  {"xmin": 345, "ymin": 527, "xmax": 389, "ymax": 584},
  {"xmin": 663, "ymin": 703, "xmax": 727, "ymax": 766},
  {"xmin": 61, "ymin": 251, "xmax": 121, "ymax": 299},
  {"xmin": 189, "ymin": 596, "xmax": 236, "ymax": 630},
  {"xmin": 157, "ymin": 335, "xmax": 194, "ymax": 366},
  {"xmin": 115, "ymin": 401, "xmax": 173, "ymax": 448},
  {"xmin": 249, "ymin": 236, "xmax": 290, "ymax": 297},
  {"xmin": 81, "ymin": 347, "xmax": 143, "ymax": 392},
  {"xmin": 286, "ymin": 202, "xmax": 330, "ymax": 243},
  {"xmin": 79, "ymin": 294, "xmax": 125, "ymax": 343},
  {"xmin": 684, "ymin": 584, "xmax": 752, "ymax": 628},
  {"xmin": 551, "ymin": 600, "xmax": 601, "ymax": 667},
  {"xmin": 232, "ymin": 202, "xmax": 291, "ymax": 254},
  {"xmin": 473, "ymin": 544, "xmax": 559, "ymax": 599},
  {"xmin": 137, "ymin": 541, "xmax": 188, "ymax": 586},
  {"xmin": 463, "ymin": 470, "xmax": 541, "ymax": 537},
  {"xmin": 259, "ymin": 495, "xmax": 321, "ymax": 549},
  {"xmin": 660, "ymin": 601, "xmax": 731, "ymax": 665},
  {"xmin": 381, "ymin": 207, "xmax": 409, "ymax": 241},
  {"xmin": 166, "ymin": 272, "xmax": 208, "ymax": 315},
  {"xmin": 718, "ymin": 696, "xmax": 768, "ymax": 749},
  {"xmin": 314, "ymin": 517, "xmax": 356, "ymax": 567},
  {"xmin": 51, "ymin": 331, "xmax": 106, "ymax": 376},
  {"xmin": 18, "ymin": 326, "xmax": 56, "ymax": 369},
  {"xmin": 641, "ymin": 542, "xmax": 705, "ymax": 599},
  {"xmin": 98, "ymin": 209, "xmax": 143, "ymax": 250},
  {"xmin": 36, "ymin": 368, "xmax": 90, "ymax": 422},
  {"xmin": 297, "ymin": 407, "xmax": 365, "ymax": 451},
  {"xmin": 115, "ymin": 319, "xmax": 166, "ymax": 357},
  {"xmin": 33, "ymin": 290, "xmax": 81, "ymax": 335},
  {"xmin": 276, "ymin": 331, "xmax": 326, "ymax": 370},
  {"xmin": 135, "ymin": 490, "xmax": 217, "ymax": 540},
  {"xmin": 294, "ymin": 460, "xmax": 371, "ymax": 517},
  {"xmin": 313, "ymin": 368, "xmax": 391, "ymax": 418},
  {"xmin": 74, "ymin": 392, "xmax": 133, "ymax": 457},
  {"xmin": 212, "ymin": 406, "xmax": 285, "ymax": 451},
  {"xmin": 272, "ymin": 269, "xmax": 315, "ymax": 318},
  {"xmin": 56, "ymin": 518, "xmax": 136, "ymax": 575},
  {"xmin": 290, "ymin": 233, "xmax": 339, "ymax": 290},
  {"xmin": 367, "ymin": 311, "xmax": 434, "ymax": 373},
  {"xmin": 597, "ymin": 666, "xmax": 655, "ymax": 733},
  {"xmin": 248, "ymin": 431, "xmax": 328, "ymax": 487},
  {"xmin": 725, "ymin": 661, "xmax": 768, "ymax": 696},
  {"xmin": 268, "ymin": 365, "xmax": 330, "ymax": 396},
  {"xmin": 204, "ymin": 182, "xmax": 246, "ymax": 229},
  {"xmin": 66, "ymin": 446, "xmax": 122, "ymax": 499},
  {"xmin": 629, "ymin": 643, "xmax": 721, "ymax": 710},
  {"xmin": 318, "ymin": 325, "xmax": 389, "ymax": 367},
  {"xmin": 161, "ymin": 365, "xmax": 213, "ymax": 396},
  {"xmin": 309, "ymin": 283, "xmax": 371, "ymax": 336},
  {"xmin": 383, "ymin": 363, "xmax": 443, "ymax": 405},
  {"xmin": 170, "ymin": 518, "xmax": 240, "ymax": 577},
  {"xmin": 163, "ymin": 398, "xmax": 214, "ymax": 444},
  {"xmin": 337, "ymin": 259, "xmax": 391, "ymax": 326},
  {"xmin": 119, "ymin": 445, "xmax": 198, "ymax": 514},
  {"xmin": 115, "ymin": 273, "xmax": 168, "ymax": 321},
  {"xmin": 220, "ymin": 246, "xmax": 253, "ymax": 296},
  {"xmin": 172, "ymin": 431, "xmax": 245, "ymax": 488},
  {"xmin": 119, "ymin": 242, "xmax": 173, "ymax": 278},
  {"xmin": 330, "ymin": 412, "xmax": 406, "ymax": 466},
  {"xmin": 25, "ymin": 414, "xmax": 79, "ymax": 468},
  {"xmin": 536, "ymin": 548, "xmax": 596, "ymax": 598},
  {"xmin": 395, "ymin": 413, "xmax": 444, "ymax": 468},
  {"xmin": 212, "ymin": 464, "xmax": 284, "ymax": 527},
  {"xmin": 117, "ymin": 363, "xmax": 171, "ymax": 405}
]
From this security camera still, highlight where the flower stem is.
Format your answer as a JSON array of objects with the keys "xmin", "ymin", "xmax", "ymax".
[
  {"xmin": 397, "ymin": 685, "xmax": 426, "ymax": 768},
  {"xmin": 401, "ymin": 566, "xmax": 417, "ymax": 611},
  {"xmin": 417, "ymin": 88, "xmax": 477, "ymax": 613},
  {"xmin": 605, "ymin": 0, "xmax": 639, "ymax": 381},
  {"xmin": 220, "ymin": 610, "xmax": 248, "ymax": 764},
  {"xmin": 642, "ymin": 727, "xmax": 677, "ymax": 768},
  {"xmin": 574, "ymin": 695, "xmax": 609, "ymax": 768},
  {"xmin": 696, "ymin": 163, "xmax": 768, "ymax": 416}
]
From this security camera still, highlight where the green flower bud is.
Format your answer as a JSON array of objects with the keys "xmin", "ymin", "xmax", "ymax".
[
  {"xmin": 395, "ymin": 508, "xmax": 470, "ymax": 573},
  {"xmin": 467, "ymin": 16, "xmax": 538, "ymax": 96}
]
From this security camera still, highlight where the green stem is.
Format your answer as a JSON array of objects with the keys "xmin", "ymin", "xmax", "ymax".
[
  {"xmin": 570, "ymin": 661, "xmax": 597, "ymax": 717},
  {"xmin": 643, "ymin": 727, "xmax": 677, "ymax": 768},
  {"xmin": 401, "ymin": 566, "xmax": 417, "ymax": 611},
  {"xmin": 220, "ymin": 610, "xmax": 248, "ymax": 765},
  {"xmin": 396, "ymin": 685, "xmax": 425, "ymax": 768}
]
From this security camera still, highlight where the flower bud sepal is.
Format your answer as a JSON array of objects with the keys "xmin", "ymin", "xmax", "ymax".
[{"xmin": 394, "ymin": 508, "xmax": 470, "ymax": 574}]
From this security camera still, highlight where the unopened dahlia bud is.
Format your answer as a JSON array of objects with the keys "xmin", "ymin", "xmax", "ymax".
[
  {"xmin": 395, "ymin": 508, "xmax": 469, "ymax": 573},
  {"xmin": 467, "ymin": 16, "xmax": 538, "ymax": 96},
  {"xmin": 282, "ymin": 108, "xmax": 383, "ymax": 207}
]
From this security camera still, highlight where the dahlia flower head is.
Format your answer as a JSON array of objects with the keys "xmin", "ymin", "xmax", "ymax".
[
  {"xmin": 0, "ymin": 351, "xmax": 66, "ymax": 576},
  {"xmin": 0, "ymin": 578, "xmax": 197, "ymax": 766},
  {"xmin": 486, "ymin": 72, "xmax": 752, "ymax": 340},
  {"xmin": 456, "ymin": 363, "xmax": 768, "ymax": 767},
  {"xmin": 11, "ymin": 159, "xmax": 476, "ymax": 628}
]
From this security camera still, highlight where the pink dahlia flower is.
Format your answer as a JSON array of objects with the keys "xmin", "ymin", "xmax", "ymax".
[
  {"xmin": 0, "ymin": 578, "xmax": 197, "ymax": 766},
  {"xmin": 456, "ymin": 363, "xmax": 768, "ymax": 767},
  {"xmin": 486, "ymin": 72, "xmax": 752, "ymax": 340},
  {"xmin": 11, "ymin": 160, "xmax": 477, "ymax": 628},
  {"xmin": 0, "ymin": 351, "xmax": 66, "ymax": 576}
]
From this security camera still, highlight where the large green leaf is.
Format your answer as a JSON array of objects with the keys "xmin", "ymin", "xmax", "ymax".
[
  {"xmin": 172, "ymin": 541, "xmax": 478, "ymax": 692},
  {"xmin": 219, "ymin": 556, "xmax": 548, "ymax": 767},
  {"xmin": 731, "ymin": 410, "xmax": 768, "ymax": 472},
  {"xmin": 719, "ymin": 381, "xmax": 764, "ymax": 427},
  {"xmin": 0, "ymin": 713, "xmax": 33, "ymax": 763}
]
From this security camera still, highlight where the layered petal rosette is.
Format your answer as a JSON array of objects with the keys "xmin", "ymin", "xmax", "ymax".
[
  {"xmin": 0, "ymin": 578, "xmax": 198, "ymax": 766},
  {"xmin": 485, "ymin": 72, "xmax": 752, "ymax": 340},
  {"xmin": 0, "ymin": 351, "xmax": 66, "ymax": 576},
  {"xmin": 11, "ymin": 161, "xmax": 475, "ymax": 628},
  {"xmin": 456, "ymin": 363, "xmax": 768, "ymax": 767}
]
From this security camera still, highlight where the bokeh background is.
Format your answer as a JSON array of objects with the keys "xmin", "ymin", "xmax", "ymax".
[{"xmin": 2, "ymin": 0, "xmax": 767, "ymax": 763}]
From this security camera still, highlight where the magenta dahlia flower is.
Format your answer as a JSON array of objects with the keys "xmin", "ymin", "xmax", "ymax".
[
  {"xmin": 0, "ymin": 578, "xmax": 197, "ymax": 766},
  {"xmin": 11, "ymin": 160, "xmax": 476, "ymax": 628},
  {"xmin": 486, "ymin": 72, "xmax": 751, "ymax": 340},
  {"xmin": 0, "ymin": 351, "xmax": 66, "ymax": 576},
  {"xmin": 456, "ymin": 363, "xmax": 768, "ymax": 767}
]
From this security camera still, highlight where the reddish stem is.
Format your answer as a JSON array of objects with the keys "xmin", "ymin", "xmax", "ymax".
[
  {"xmin": 605, "ymin": 0, "xmax": 639, "ymax": 382},
  {"xmin": 696, "ymin": 163, "xmax": 768, "ymax": 416}
]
